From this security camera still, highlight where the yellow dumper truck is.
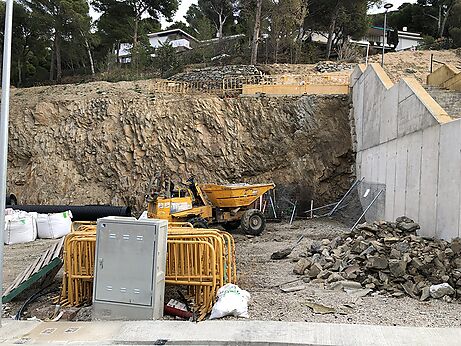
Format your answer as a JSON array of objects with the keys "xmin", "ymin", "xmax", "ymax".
[{"xmin": 146, "ymin": 176, "xmax": 274, "ymax": 235}]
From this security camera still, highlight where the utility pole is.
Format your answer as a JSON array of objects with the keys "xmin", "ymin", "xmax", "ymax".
[
  {"xmin": 0, "ymin": 0, "xmax": 14, "ymax": 327},
  {"xmin": 382, "ymin": 3, "xmax": 394, "ymax": 67},
  {"xmin": 251, "ymin": 0, "xmax": 263, "ymax": 65}
]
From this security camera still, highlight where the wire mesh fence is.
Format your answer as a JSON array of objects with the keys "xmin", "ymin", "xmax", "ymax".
[{"xmin": 302, "ymin": 178, "xmax": 386, "ymax": 229}]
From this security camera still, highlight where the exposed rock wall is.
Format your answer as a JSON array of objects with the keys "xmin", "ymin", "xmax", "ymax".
[{"xmin": 8, "ymin": 81, "xmax": 353, "ymax": 213}]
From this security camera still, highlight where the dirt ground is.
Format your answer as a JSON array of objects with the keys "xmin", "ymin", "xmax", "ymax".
[
  {"xmin": 3, "ymin": 218, "xmax": 461, "ymax": 327},
  {"xmin": 236, "ymin": 219, "xmax": 461, "ymax": 328}
]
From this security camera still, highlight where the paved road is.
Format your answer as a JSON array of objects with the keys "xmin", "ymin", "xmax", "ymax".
[{"xmin": 1, "ymin": 319, "xmax": 461, "ymax": 345}]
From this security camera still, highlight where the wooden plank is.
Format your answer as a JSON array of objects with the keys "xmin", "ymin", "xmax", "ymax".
[
  {"xmin": 3, "ymin": 239, "xmax": 65, "ymax": 298},
  {"xmin": 32, "ymin": 249, "xmax": 50, "ymax": 275},
  {"xmin": 53, "ymin": 238, "xmax": 65, "ymax": 259},
  {"xmin": 3, "ymin": 264, "xmax": 32, "ymax": 296},
  {"xmin": 43, "ymin": 242, "xmax": 57, "ymax": 265},
  {"xmin": 22, "ymin": 256, "xmax": 42, "ymax": 283},
  {"xmin": 2, "ymin": 257, "xmax": 63, "ymax": 303}
]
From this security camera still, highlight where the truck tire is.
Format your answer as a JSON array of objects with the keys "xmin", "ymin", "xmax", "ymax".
[
  {"xmin": 241, "ymin": 209, "xmax": 266, "ymax": 236},
  {"xmin": 187, "ymin": 217, "xmax": 209, "ymax": 229}
]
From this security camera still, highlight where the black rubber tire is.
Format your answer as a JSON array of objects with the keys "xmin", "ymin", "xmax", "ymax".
[
  {"xmin": 241, "ymin": 209, "xmax": 266, "ymax": 236},
  {"xmin": 187, "ymin": 217, "xmax": 209, "ymax": 229},
  {"xmin": 222, "ymin": 221, "xmax": 241, "ymax": 231}
]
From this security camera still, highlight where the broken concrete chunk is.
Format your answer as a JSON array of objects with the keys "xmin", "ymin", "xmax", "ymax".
[
  {"xmin": 429, "ymin": 283, "xmax": 455, "ymax": 299},
  {"xmin": 389, "ymin": 259, "xmax": 407, "ymax": 277},
  {"xmin": 420, "ymin": 286, "xmax": 431, "ymax": 301},
  {"xmin": 293, "ymin": 258, "xmax": 312, "ymax": 275},
  {"xmin": 325, "ymin": 272, "xmax": 343, "ymax": 283},
  {"xmin": 344, "ymin": 288, "xmax": 372, "ymax": 298},
  {"xmin": 328, "ymin": 280, "xmax": 362, "ymax": 291},
  {"xmin": 305, "ymin": 302, "xmax": 336, "ymax": 314},
  {"xmin": 397, "ymin": 222, "xmax": 420, "ymax": 233},
  {"xmin": 396, "ymin": 216, "xmax": 414, "ymax": 223},
  {"xmin": 367, "ymin": 256, "xmax": 388, "ymax": 270},
  {"xmin": 450, "ymin": 238, "xmax": 461, "ymax": 255},
  {"xmin": 308, "ymin": 263, "xmax": 322, "ymax": 278},
  {"xmin": 317, "ymin": 270, "xmax": 332, "ymax": 280}
]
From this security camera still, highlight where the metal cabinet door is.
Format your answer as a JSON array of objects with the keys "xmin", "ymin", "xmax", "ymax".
[{"xmin": 95, "ymin": 221, "xmax": 157, "ymax": 306}]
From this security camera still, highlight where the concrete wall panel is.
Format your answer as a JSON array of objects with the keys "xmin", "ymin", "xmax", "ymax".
[
  {"xmin": 384, "ymin": 139, "xmax": 397, "ymax": 221},
  {"xmin": 436, "ymin": 120, "xmax": 461, "ymax": 240},
  {"xmin": 380, "ymin": 85, "xmax": 398, "ymax": 143},
  {"xmin": 394, "ymin": 136, "xmax": 408, "ymax": 219},
  {"xmin": 397, "ymin": 94, "xmax": 425, "ymax": 137},
  {"xmin": 419, "ymin": 125, "xmax": 440, "ymax": 237},
  {"xmin": 404, "ymin": 131, "xmax": 422, "ymax": 221},
  {"xmin": 378, "ymin": 143, "xmax": 387, "ymax": 184},
  {"xmin": 362, "ymin": 69, "xmax": 384, "ymax": 150}
]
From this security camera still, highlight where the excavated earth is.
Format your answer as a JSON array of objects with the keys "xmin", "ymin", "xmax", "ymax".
[{"xmin": 8, "ymin": 80, "xmax": 353, "ymax": 212}]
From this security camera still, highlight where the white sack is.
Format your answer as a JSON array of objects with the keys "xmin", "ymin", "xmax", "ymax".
[
  {"xmin": 209, "ymin": 284, "xmax": 251, "ymax": 320},
  {"xmin": 4, "ymin": 211, "xmax": 38, "ymax": 245},
  {"xmin": 37, "ymin": 211, "xmax": 73, "ymax": 239}
]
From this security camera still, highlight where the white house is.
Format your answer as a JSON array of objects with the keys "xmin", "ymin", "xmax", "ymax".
[
  {"xmin": 116, "ymin": 29, "xmax": 200, "ymax": 63},
  {"xmin": 147, "ymin": 29, "xmax": 199, "ymax": 51},
  {"xmin": 310, "ymin": 26, "xmax": 424, "ymax": 52},
  {"xmin": 395, "ymin": 27, "xmax": 424, "ymax": 51}
]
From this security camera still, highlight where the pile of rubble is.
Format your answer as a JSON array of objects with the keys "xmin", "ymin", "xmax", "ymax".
[
  {"xmin": 315, "ymin": 62, "xmax": 354, "ymax": 73},
  {"xmin": 169, "ymin": 65, "xmax": 263, "ymax": 84},
  {"xmin": 293, "ymin": 217, "xmax": 461, "ymax": 301}
]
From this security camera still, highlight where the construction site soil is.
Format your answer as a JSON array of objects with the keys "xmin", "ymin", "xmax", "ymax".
[{"xmin": 3, "ymin": 219, "xmax": 461, "ymax": 327}]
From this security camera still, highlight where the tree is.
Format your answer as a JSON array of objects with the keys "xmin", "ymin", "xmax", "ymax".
[
  {"xmin": 188, "ymin": 0, "xmax": 236, "ymax": 39},
  {"xmin": 185, "ymin": 4, "xmax": 215, "ymax": 40},
  {"xmin": 418, "ymin": 0, "xmax": 456, "ymax": 37},
  {"xmin": 23, "ymin": 0, "xmax": 93, "ymax": 82},
  {"xmin": 307, "ymin": 0, "xmax": 380, "ymax": 58},
  {"xmin": 92, "ymin": 0, "xmax": 178, "ymax": 49},
  {"xmin": 0, "ymin": 1, "xmax": 50, "ymax": 86},
  {"xmin": 250, "ymin": 0, "xmax": 262, "ymax": 64},
  {"xmin": 153, "ymin": 42, "xmax": 182, "ymax": 77}
]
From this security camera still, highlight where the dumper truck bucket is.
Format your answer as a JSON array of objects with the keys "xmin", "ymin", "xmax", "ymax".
[{"xmin": 199, "ymin": 183, "xmax": 275, "ymax": 208}]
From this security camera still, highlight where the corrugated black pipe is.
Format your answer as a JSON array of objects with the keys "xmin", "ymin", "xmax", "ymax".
[{"xmin": 7, "ymin": 205, "xmax": 132, "ymax": 221}]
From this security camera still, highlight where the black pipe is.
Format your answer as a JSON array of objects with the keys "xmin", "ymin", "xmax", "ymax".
[{"xmin": 7, "ymin": 205, "xmax": 131, "ymax": 221}]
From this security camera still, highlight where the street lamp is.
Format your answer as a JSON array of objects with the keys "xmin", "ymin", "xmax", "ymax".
[
  {"xmin": 0, "ymin": 0, "xmax": 14, "ymax": 327},
  {"xmin": 382, "ymin": 3, "xmax": 394, "ymax": 67}
]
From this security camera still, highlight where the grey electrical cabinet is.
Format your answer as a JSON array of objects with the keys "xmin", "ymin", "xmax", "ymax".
[{"xmin": 92, "ymin": 216, "xmax": 168, "ymax": 320}]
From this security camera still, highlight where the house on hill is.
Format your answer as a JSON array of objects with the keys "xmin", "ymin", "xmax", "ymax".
[
  {"xmin": 117, "ymin": 29, "xmax": 200, "ymax": 63},
  {"xmin": 147, "ymin": 29, "xmax": 200, "ymax": 51},
  {"xmin": 311, "ymin": 26, "xmax": 424, "ymax": 53}
]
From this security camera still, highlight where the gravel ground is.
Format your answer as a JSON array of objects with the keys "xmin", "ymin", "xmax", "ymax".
[
  {"xmin": 3, "ymin": 218, "xmax": 461, "ymax": 327},
  {"xmin": 236, "ymin": 219, "xmax": 461, "ymax": 327}
]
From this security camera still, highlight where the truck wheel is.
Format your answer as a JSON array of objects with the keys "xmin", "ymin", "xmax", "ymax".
[
  {"xmin": 187, "ymin": 217, "xmax": 209, "ymax": 229},
  {"xmin": 241, "ymin": 209, "xmax": 266, "ymax": 236}
]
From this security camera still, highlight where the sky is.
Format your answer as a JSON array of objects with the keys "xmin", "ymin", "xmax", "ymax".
[{"xmin": 369, "ymin": 0, "xmax": 417, "ymax": 14}]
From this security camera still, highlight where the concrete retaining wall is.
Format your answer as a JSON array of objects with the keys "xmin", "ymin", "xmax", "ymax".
[{"xmin": 351, "ymin": 63, "xmax": 461, "ymax": 240}]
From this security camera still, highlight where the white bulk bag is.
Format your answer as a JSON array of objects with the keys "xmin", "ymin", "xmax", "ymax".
[
  {"xmin": 37, "ymin": 211, "xmax": 73, "ymax": 239},
  {"xmin": 4, "ymin": 211, "xmax": 38, "ymax": 245}
]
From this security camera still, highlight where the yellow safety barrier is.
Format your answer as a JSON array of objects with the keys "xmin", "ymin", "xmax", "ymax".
[
  {"xmin": 59, "ymin": 223, "xmax": 237, "ymax": 321},
  {"xmin": 60, "ymin": 230, "xmax": 96, "ymax": 307},
  {"xmin": 166, "ymin": 227, "xmax": 237, "ymax": 319}
]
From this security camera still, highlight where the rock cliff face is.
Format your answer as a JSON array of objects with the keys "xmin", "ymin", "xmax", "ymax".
[{"xmin": 7, "ymin": 80, "xmax": 353, "ymax": 213}]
